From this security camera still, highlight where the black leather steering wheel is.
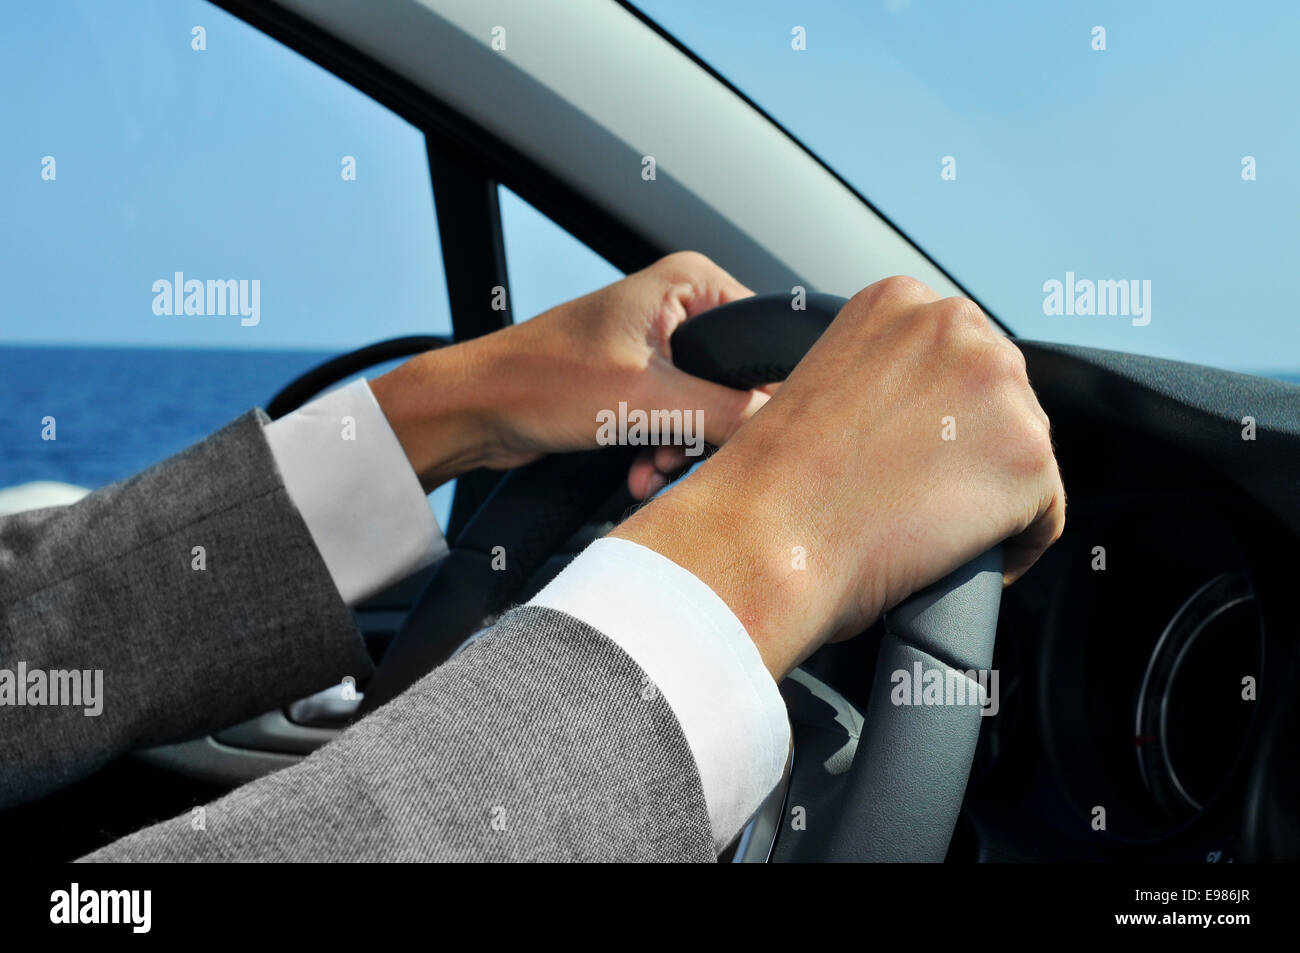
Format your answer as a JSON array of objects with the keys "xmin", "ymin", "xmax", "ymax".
[{"xmin": 361, "ymin": 292, "xmax": 1003, "ymax": 861}]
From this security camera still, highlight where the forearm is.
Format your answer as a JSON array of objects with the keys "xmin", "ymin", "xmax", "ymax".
[
  {"xmin": 0, "ymin": 411, "xmax": 372, "ymax": 809},
  {"xmin": 610, "ymin": 447, "xmax": 843, "ymax": 682},
  {"xmin": 81, "ymin": 605, "xmax": 716, "ymax": 863},
  {"xmin": 367, "ymin": 335, "xmax": 512, "ymax": 492}
]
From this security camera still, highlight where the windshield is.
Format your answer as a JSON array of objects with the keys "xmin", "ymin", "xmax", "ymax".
[{"xmin": 634, "ymin": 0, "xmax": 1299, "ymax": 380}]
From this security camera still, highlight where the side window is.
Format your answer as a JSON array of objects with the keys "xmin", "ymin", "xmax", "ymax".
[
  {"xmin": 498, "ymin": 187, "xmax": 624, "ymax": 321},
  {"xmin": 0, "ymin": 0, "xmax": 452, "ymax": 523}
]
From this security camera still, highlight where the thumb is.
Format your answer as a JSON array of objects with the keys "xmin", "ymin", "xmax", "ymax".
[{"xmin": 653, "ymin": 365, "xmax": 771, "ymax": 447}]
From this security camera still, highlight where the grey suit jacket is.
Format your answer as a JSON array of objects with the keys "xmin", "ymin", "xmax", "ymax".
[{"xmin": 0, "ymin": 411, "xmax": 715, "ymax": 862}]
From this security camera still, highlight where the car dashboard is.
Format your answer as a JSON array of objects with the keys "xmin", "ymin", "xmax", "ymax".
[{"xmin": 799, "ymin": 340, "xmax": 1300, "ymax": 862}]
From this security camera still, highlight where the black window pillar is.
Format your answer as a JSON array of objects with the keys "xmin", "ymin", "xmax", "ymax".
[{"xmin": 428, "ymin": 141, "xmax": 512, "ymax": 541}]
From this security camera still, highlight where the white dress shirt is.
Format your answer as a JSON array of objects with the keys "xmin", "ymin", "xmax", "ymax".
[{"xmin": 264, "ymin": 378, "xmax": 789, "ymax": 850}]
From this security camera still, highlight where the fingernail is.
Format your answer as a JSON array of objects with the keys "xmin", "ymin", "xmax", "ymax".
[{"xmin": 645, "ymin": 472, "xmax": 668, "ymax": 497}]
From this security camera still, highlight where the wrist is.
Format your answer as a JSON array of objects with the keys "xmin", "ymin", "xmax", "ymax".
[
  {"xmin": 611, "ymin": 457, "xmax": 832, "ymax": 680},
  {"xmin": 369, "ymin": 342, "xmax": 505, "ymax": 491}
]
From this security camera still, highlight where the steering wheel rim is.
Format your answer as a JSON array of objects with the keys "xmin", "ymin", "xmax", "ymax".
[{"xmin": 362, "ymin": 292, "xmax": 1003, "ymax": 861}]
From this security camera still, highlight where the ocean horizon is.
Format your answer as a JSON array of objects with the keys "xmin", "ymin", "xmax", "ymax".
[
  {"xmin": 0, "ymin": 344, "xmax": 335, "ymax": 491},
  {"xmin": 2, "ymin": 343, "xmax": 1297, "ymax": 496}
]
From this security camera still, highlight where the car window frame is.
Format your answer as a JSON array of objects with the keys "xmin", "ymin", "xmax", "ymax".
[{"xmin": 209, "ymin": 0, "xmax": 646, "ymax": 541}]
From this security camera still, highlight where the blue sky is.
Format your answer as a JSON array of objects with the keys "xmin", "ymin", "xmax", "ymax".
[
  {"xmin": 0, "ymin": 0, "xmax": 619, "ymax": 355},
  {"xmin": 636, "ymin": 0, "xmax": 1300, "ymax": 374},
  {"xmin": 3, "ymin": 0, "xmax": 1297, "ymax": 375}
]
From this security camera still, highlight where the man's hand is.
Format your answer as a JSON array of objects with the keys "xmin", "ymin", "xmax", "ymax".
[
  {"xmin": 370, "ymin": 252, "xmax": 766, "ymax": 496},
  {"xmin": 612, "ymin": 276, "xmax": 1066, "ymax": 680}
]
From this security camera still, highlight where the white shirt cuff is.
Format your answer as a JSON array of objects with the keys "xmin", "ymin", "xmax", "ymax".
[
  {"xmin": 263, "ymin": 379, "xmax": 445, "ymax": 606},
  {"xmin": 529, "ymin": 536, "xmax": 789, "ymax": 851}
]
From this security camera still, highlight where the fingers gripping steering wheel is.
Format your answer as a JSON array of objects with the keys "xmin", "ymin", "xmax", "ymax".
[{"xmin": 362, "ymin": 293, "xmax": 1003, "ymax": 862}]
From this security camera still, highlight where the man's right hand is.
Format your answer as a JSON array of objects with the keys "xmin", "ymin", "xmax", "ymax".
[{"xmin": 613, "ymin": 275, "xmax": 1066, "ymax": 680}]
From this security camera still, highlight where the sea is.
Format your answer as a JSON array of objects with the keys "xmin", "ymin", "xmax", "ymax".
[
  {"xmin": 2, "ymin": 344, "xmax": 1297, "ymax": 496},
  {"xmin": 0, "ymin": 345, "xmax": 339, "ymax": 491}
]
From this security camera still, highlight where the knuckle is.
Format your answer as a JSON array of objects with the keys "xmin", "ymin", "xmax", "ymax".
[
  {"xmin": 660, "ymin": 250, "xmax": 712, "ymax": 273},
  {"xmin": 1009, "ymin": 415, "xmax": 1056, "ymax": 476},
  {"xmin": 872, "ymin": 274, "xmax": 932, "ymax": 303},
  {"xmin": 956, "ymin": 338, "xmax": 1028, "ymax": 398},
  {"xmin": 935, "ymin": 296, "xmax": 991, "ymax": 334},
  {"xmin": 986, "ymin": 338, "xmax": 1029, "ymax": 383},
  {"xmin": 1000, "ymin": 339, "xmax": 1029, "ymax": 377},
  {"xmin": 917, "ymin": 297, "xmax": 992, "ymax": 353},
  {"xmin": 1049, "ymin": 493, "xmax": 1067, "ymax": 544},
  {"xmin": 852, "ymin": 275, "xmax": 933, "ymax": 314}
]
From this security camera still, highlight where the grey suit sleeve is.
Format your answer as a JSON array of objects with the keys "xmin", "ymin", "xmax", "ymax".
[
  {"xmin": 0, "ymin": 411, "xmax": 373, "ymax": 809},
  {"xmin": 81, "ymin": 605, "xmax": 718, "ymax": 863}
]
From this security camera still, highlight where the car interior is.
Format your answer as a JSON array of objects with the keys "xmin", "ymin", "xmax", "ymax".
[{"xmin": 2, "ymin": 0, "xmax": 1296, "ymax": 864}]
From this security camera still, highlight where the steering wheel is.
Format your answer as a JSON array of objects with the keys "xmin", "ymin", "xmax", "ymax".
[{"xmin": 354, "ymin": 292, "xmax": 1003, "ymax": 861}]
